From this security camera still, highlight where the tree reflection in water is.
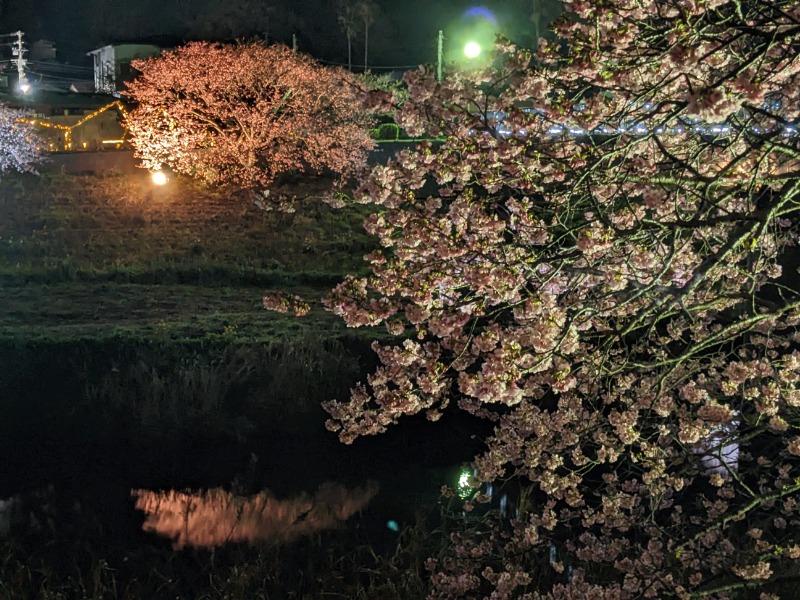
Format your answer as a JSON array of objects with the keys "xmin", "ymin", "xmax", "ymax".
[{"xmin": 132, "ymin": 481, "xmax": 379, "ymax": 549}]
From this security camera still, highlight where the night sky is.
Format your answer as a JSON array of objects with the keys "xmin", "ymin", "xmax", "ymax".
[{"xmin": 0, "ymin": 0, "xmax": 561, "ymax": 70}]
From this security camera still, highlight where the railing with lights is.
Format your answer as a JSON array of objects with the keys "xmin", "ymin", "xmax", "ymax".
[{"xmin": 481, "ymin": 101, "xmax": 798, "ymax": 141}]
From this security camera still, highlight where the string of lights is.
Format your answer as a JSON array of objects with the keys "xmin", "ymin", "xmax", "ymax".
[
  {"xmin": 18, "ymin": 100, "xmax": 129, "ymax": 150},
  {"xmin": 20, "ymin": 100, "xmax": 128, "ymax": 131}
]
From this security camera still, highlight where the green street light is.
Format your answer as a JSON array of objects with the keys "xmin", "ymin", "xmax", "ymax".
[{"xmin": 464, "ymin": 41, "xmax": 482, "ymax": 59}]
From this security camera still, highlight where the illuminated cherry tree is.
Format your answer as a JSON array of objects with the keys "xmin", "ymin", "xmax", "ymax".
[
  {"xmin": 0, "ymin": 104, "xmax": 43, "ymax": 176},
  {"xmin": 287, "ymin": 0, "xmax": 800, "ymax": 596},
  {"xmin": 124, "ymin": 42, "xmax": 374, "ymax": 192}
]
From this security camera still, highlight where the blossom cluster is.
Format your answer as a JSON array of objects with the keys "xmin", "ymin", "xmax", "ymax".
[
  {"xmin": 0, "ymin": 105, "xmax": 44, "ymax": 176},
  {"xmin": 262, "ymin": 291, "xmax": 311, "ymax": 317},
  {"xmin": 322, "ymin": 0, "xmax": 800, "ymax": 596}
]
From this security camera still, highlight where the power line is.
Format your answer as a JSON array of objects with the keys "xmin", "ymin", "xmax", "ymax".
[
  {"xmin": 28, "ymin": 70, "xmax": 93, "ymax": 83},
  {"xmin": 316, "ymin": 58, "xmax": 422, "ymax": 70},
  {"xmin": 28, "ymin": 61, "xmax": 92, "ymax": 72},
  {"xmin": 2, "ymin": 59, "xmax": 92, "ymax": 73}
]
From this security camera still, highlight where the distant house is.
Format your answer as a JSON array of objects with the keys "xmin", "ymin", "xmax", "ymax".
[
  {"xmin": 30, "ymin": 40, "xmax": 57, "ymax": 62},
  {"xmin": 1, "ymin": 90, "xmax": 129, "ymax": 151},
  {"xmin": 24, "ymin": 39, "xmax": 96, "ymax": 93},
  {"xmin": 86, "ymin": 44, "xmax": 161, "ymax": 94}
]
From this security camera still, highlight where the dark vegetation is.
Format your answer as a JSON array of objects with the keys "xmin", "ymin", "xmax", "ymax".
[
  {"xmin": 0, "ymin": 165, "xmax": 378, "ymax": 442},
  {"xmin": 0, "ymin": 165, "xmax": 484, "ymax": 598}
]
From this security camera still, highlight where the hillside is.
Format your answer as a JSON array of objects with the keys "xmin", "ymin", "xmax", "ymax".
[
  {"xmin": 0, "ymin": 165, "xmax": 376, "ymax": 344},
  {"xmin": 0, "ymin": 163, "xmax": 392, "ymax": 448}
]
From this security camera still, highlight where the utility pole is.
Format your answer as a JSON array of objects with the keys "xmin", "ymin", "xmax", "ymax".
[
  {"xmin": 292, "ymin": 33, "xmax": 297, "ymax": 51},
  {"xmin": 531, "ymin": 1, "xmax": 541, "ymax": 43},
  {"xmin": 12, "ymin": 30, "xmax": 29, "ymax": 93},
  {"xmin": 436, "ymin": 30, "xmax": 443, "ymax": 83}
]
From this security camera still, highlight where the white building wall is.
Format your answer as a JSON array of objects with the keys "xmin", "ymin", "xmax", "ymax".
[{"xmin": 88, "ymin": 45, "xmax": 116, "ymax": 94}]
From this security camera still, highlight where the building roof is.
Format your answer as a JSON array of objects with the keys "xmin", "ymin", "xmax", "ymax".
[{"xmin": 87, "ymin": 43, "xmax": 161, "ymax": 56}]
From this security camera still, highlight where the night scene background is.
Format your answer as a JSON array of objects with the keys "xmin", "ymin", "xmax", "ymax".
[
  {"xmin": 1, "ymin": 0, "xmax": 796, "ymax": 598},
  {"xmin": 0, "ymin": 2, "xmax": 561, "ymax": 598},
  {"xmin": 0, "ymin": 0, "xmax": 561, "ymax": 68}
]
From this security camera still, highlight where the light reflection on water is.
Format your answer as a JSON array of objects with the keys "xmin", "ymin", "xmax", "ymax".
[{"xmin": 132, "ymin": 481, "xmax": 379, "ymax": 549}]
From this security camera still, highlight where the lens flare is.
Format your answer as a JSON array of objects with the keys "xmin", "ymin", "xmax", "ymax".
[
  {"xmin": 463, "ymin": 6, "xmax": 497, "ymax": 25},
  {"xmin": 452, "ymin": 6, "xmax": 497, "ymax": 64},
  {"xmin": 151, "ymin": 170, "xmax": 168, "ymax": 185},
  {"xmin": 464, "ymin": 41, "xmax": 482, "ymax": 59}
]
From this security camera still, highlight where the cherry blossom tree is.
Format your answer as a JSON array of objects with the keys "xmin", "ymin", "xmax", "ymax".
[
  {"xmin": 124, "ymin": 42, "xmax": 374, "ymax": 192},
  {"xmin": 0, "ymin": 104, "xmax": 43, "ymax": 176},
  {"xmin": 277, "ymin": 0, "xmax": 800, "ymax": 596}
]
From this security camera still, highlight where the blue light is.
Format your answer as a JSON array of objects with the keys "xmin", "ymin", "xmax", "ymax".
[
  {"xmin": 469, "ymin": 100, "xmax": 797, "ymax": 142},
  {"xmin": 463, "ymin": 6, "xmax": 498, "ymax": 25}
]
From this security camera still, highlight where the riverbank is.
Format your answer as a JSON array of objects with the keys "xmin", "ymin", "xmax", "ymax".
[
  {"xmin": 0, "ymin": 166, "xmax": 487, "ymax": 599},
  {"xmin": 0, "ymin": 166, "xmax": 380, "ymax": 440}
]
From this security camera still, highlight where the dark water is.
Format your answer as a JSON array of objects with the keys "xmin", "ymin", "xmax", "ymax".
[
  {"xmin": 0, "ymin": 337, "xmax": 493, "ymax": 583},
  {"xmin": 0, "ymin": 394, "xmax": 485, "ymax": 551}
]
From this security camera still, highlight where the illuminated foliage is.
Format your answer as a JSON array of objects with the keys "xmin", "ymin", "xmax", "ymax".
[
  {"xmin": 124, "ymin": 42, "xmax": 375, "ymax": 192},
  {"xmin": 0, "ymin": 104, "xmax": 44, "ymax": 176},
  {"xmin": 290, "ymin": 0, "xmax": 800, "ymax": 596}
]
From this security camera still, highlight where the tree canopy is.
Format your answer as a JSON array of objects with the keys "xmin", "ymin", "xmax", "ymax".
[
  {"xmin": 266, "ymin": 0, "xmax": 800, "ymax": 596},
  {"xmin": 124, "ymin": 42, "xmax": 375, "ymax": 192}
]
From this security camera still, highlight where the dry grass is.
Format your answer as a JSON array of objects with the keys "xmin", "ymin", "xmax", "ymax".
[{"xmin": 0, "ymin": 168, "xmax": 376, "ymax": 343}]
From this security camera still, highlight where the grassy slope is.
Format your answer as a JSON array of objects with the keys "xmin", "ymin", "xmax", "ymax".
[
  {"xmin": 0, "ymin": 164, "xmax": 447, "ymax": 600},
  {"xmin": 0, "ymin": 167, "xmax": 376, "ymax": 344}
]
